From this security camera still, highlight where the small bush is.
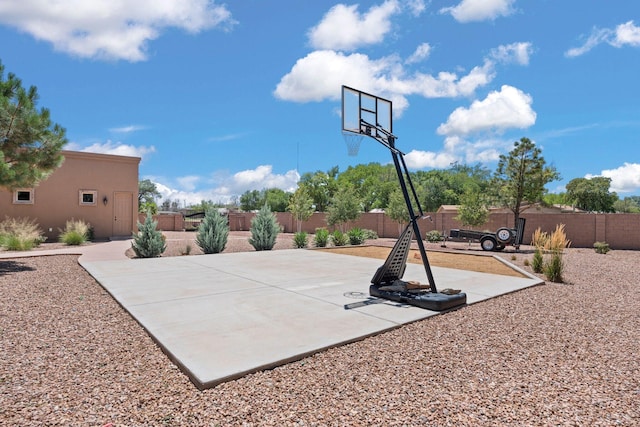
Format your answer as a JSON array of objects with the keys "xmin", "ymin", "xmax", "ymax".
[
  {"xmin": 425, "ymin": 230, "xmax": 443, "ymax": 243},
  {"xmin": 196, "ymin": 209, "xmax": 229, "ymax": 254},
  {"xmin": 331, "ymin": 230, "xmax": 349, "ymax": 247},
  {"xmin": 593, "ymin": 241, "xmax": 610, "ymax": 254},
  {"xmin": 523, "ymin": 259, "xmax": 530, "ymax": 267},
  {"xmin": 531, "ymin": 249, "xmax": 544, "ymax": 273},
  {"xmin": 362, "ymin": 229, "xmax": 378, "ymax": 240},
  {"xmin": 293, "ymin": 232, "xmax": 308, "ymax": 248},
  {"xmin": 347, "ymin": 227, "xmax": 366, "ymax": 245},
  {"xmin": 544, "ymin": 253, "xmax": 564, "ymax": 283},
  {"xmin": 0, "ymin": 216, "xmax": 45, "ymax": 251},
  {"xmin": 180, "ymin": 243, "xmax": 192, "ymax": 256},
  {"xmin": 59, "ymin": 219, "xmax": 90, "ymax": 245},
  {"xmin": 249, "ymin": 204, "xmax": 281, "ymax": 251},
  {"xmin": 132, "ymin": 213, "xmax": 166, "ymax": 258},
  {"xmin": 314, "ymin": 228, "xmax": 330, "ymax": 247}
]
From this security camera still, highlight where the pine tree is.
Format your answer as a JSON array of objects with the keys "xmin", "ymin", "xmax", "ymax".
[
  {"xmin": 1, "ymin": 61, "xmax": 67, "ymax": 189},
  {"xmin": 131, "ymin": 213, "xmax": 166, "ymax": 258},
  {"xmin": 196, "ymin": 209, "xmax": 229, "ymax": 254},
  {"xmin": 248, "ymin": 204, "xmax": 281, "ymax": 251}
]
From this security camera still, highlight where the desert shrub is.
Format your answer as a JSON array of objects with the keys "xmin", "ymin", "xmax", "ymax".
[
  {"xmin": 523, "ymin": 259, "xmax": 530, "ymax": 267},
  {"xmin": 593, "ymin": 241, "xmax": 610, "ymax": 254},
  {"xmin": 425, "ymin": 230, "xmax": 443, "ymax": 243},
  {"xmin": 331, "ymin": 230, "xmax": 348, "ymax": 247},
  {"xmin": 59, "ymin": 219, "xmax": 90, "ymax": 245},
  {"xmin": 531, "ymin": 227, "xmax": 548, "ymax": 273},
  {"xmin": 531, "ymin": 225, "xmax": 571, "ymax": 282},
  {"xmin": 314, "ymin": 228, "xmax": 329, "ymax": 247},
  {"xmin": 544, "ymin": 253, "xmax": 564, "ymax": 283},
  {"xmin": 362, "ymin": 229, "xmax": 378, "ymax": 240},
  {"xmin": 132, "ymin": 213, "xmax": 166, "ymax": 258},
  {"xmin": 543, "ymin": 224, "xmax": 571, "ymax": 283},
  {"xmin": 531, "ymin": 249, "xmax": 544, "ymax": 273},
  {"xmin": 0, "ymin": 216, "xmax": 45, "ymax": 251},
  {"xmin": 293, "ymin": 232, "xmax": 308, "ymax": 248},
  {"xmin": 196, "ymin": 209, "xmax": 229, "ymax": 254},
  {"xmin": 249, "ymin": 204, "xmax": 281, "ymax": 251},
  {"xmin": 347, "ymin": 227, "xmax": 366, "ymax": 245}
]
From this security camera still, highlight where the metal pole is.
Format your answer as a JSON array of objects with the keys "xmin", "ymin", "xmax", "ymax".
[{"xmin": 388, "ymin": 136, "xmax": 438, "ymax": 293}]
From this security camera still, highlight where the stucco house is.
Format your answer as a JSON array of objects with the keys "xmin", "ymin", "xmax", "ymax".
[{"xmin": 0, "ymin": 150, "xmax": 140, "ymax": 241}]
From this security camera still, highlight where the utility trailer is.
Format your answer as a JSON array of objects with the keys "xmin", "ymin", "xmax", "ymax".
[{"xmin": 448, "ymin": 218, "xmax": 526, "ymax": 251}]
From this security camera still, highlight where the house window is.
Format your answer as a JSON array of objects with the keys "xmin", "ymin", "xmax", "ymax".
[
  {"xmin": 79, "ymin": 190, "xmax": 98, "ymax": 206},
  {"xmin": 13, "ymin": 188, "xmax": 34, "ymax": 204}
]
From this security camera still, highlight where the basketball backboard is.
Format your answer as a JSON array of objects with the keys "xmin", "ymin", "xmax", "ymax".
[{"xmin": 342, "ymin": 86, "xmax": 392, "ymax": 140}]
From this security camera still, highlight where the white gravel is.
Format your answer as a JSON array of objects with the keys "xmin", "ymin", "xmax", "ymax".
[{"xmin": 1, "ymin": 237, "xmax": 639, "ymax": 426}]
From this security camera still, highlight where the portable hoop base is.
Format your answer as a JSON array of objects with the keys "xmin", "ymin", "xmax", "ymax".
[{"xmin": 370, "ymin": 283, "xmax": 467, "ymax": 311}]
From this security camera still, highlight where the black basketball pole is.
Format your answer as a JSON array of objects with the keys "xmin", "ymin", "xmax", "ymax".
[
  {"xmin": 387, "ymin": 135, "xmax": 438, "ymax": 293},
  {"xmin": 363, "ymin": 121, "xmax": 438, "ymax": 293}
]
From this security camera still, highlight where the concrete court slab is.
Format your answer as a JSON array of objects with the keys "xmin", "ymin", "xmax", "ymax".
[{"xmin": 79, "ymin": 249, "xmax": 543, "ymax": 389}]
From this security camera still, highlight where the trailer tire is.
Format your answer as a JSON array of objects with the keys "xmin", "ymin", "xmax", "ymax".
[
  {"xmin": 496, "ymin": 227, "xmax": 513, "ymax": 244},
  {"xmin": 480, "ymin": 236, "xmax": 497, "ymax": 251}
]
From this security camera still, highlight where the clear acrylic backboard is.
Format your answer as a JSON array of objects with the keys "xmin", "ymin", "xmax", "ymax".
[{"xmin": 341, "ymin": 85, "xmax": 392, "ymax": 141}]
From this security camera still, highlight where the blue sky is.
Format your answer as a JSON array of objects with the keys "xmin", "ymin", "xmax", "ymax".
[{"xmin": 1, "ymin": 0, "xmax": 639, "ymax": 205}]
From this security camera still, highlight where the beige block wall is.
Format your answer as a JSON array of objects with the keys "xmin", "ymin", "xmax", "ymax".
[{"xmin": 0, "ymin": 150, "xmax": 140, "ymax": 241}]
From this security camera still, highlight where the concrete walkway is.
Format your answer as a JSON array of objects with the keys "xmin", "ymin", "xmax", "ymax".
[{"xmin": 2, "ymin": 241, "xmax": 543, "ymax": 390}]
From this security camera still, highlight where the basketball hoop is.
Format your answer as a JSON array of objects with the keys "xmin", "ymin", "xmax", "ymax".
[{"xmin": 342, "ymin": 131, "xmax": 364, "ymax": 156}]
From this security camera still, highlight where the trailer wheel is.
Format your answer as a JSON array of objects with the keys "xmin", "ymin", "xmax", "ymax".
[
  {"xmin": 496, "ymin": 227, "xmax": 513, "ymax": 244},
  {"xmin": 480, "ymin": 236, "xmax": 497, "ymax": 251}
]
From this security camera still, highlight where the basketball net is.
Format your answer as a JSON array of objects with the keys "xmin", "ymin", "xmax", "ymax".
[{"xmin": 342, "ymin": 131, "xmax": 364, "ymax": 156}]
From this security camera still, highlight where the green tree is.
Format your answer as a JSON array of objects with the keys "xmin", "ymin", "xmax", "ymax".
[
  {"xmin": 455, "ymin": 188, "xmax": 489, "ymax": 228},
  {"xmin": 0, "ymin": 61, "xmax": 67, "ymax": 189},
  {"xmin": 248, "ymin": 204, "xmax": 281, "ymax": 251},
  {"xmin": 337, "ymin": 162, "xmax": 397, "ymax": 211},
  {"xmin": 326, "ymin": 184, "xmax": 362, "ymax": 232},
  {"xmin": 542, "ymin": 192, "xmax": 567, "ymax": 206},
  {"xmin": 138, "ymin": 179, "xmax": 161, "ymax": 213},
  {"xmin": 493, "ymin": 137, "xmax": 560, "ymax": 228},
  {"xmin": 240, "ymin": 189, "xmax": 263, "ymax": 211},
  {"xmin": 298, "ymin": 166, "xmax": 339, "ymax": 211},
  {"xmin": 288, "ymin": 187, "xmax": 314, "ymax": 232},
  {"xmin": 614, "ymin": 196, "xmax": 640, "ymax": 213},
  {"xmin": 131, "ymin": 213, "xmax": 166, "ymax": 258},
  {"xmin": 386, "ymin": 188, "xmax": 411, "ymax": 231},
  {"xmin": 196, "ymin": 208, "xmax": 229, "ymax": 254},
  {"xmin": 565, "ymin": 177, "xmax": 618, "ymax": 213},
  {"xmin": 263, "ymin": 188, "xmax": 291, "ymax": 212}
]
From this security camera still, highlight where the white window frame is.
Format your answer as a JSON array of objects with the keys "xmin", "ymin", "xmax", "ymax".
[
  {"xmin": 79, "ymin": 190, "xmax": 98, "ymax": 206},
  {"xmin": 13, "ymin": 188, "xmax": 34, "ymax": 204}
]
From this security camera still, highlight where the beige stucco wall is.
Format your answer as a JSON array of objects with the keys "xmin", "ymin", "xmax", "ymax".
[{"xmin": 0, "ymin": 150, "xmax": 140, "ymax": 241}]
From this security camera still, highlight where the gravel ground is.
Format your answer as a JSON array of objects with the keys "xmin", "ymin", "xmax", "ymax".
[{"xmin": 1, "ymin": 234, "xmax": 639, "ymax": 426}]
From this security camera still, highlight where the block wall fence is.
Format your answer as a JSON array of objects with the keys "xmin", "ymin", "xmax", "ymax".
[{"xmin": 145, "ymin": 211, "xmax": 640, "ymax": 250}]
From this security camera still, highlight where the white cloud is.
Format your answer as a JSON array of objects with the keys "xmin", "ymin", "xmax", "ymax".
[
  {"xmin": 566, "ymin": 21, "xmax": 640, "ymax": 57},
  {"xmin": 176, "ymin": 175, "xmax": 201, "ymax": 192},
  {"xmin": 405, "ymin": 0, "xmax": 427, "ymax": 16},
  {"xmin": 0, "ymin": 0, "xmax": 236, "ymax": 61},
  {"xmin": 437, "ymin": 85, "xmax": 536, "ymax": 136},
  {"xmin": 149, "ymin": 165, "xmax": 300, "ymax": 206},
  {"xmin": 67, "ymin": 140, "xmax": 156, "ymax": 159},
  {"xmin": 587, "ymin": 163, "xmax": 640, "ymax": 194},
  {"xmin": 490, "ymin": 42, "xmax": 533, "ymax": 65},
  {"xmin": 611, "ymin": 20, "xmax": 640, "ymax": 47},
  {"xmin": 274, "ymin": 50, "xmax": 501, "ymax": 114},
  {"xmin": 440, "ymin": 0, "xmax": 515, "ymax": 23},
  {"xmin": 308, "ymin": 0, "xmax": 400, "ymax": 51},
  {"xmin": 404, "ymin": 149, "xmax": 458, "ymax": 169},
  {"xmin": 109, "ymin": 125, "xmax": 146, "ymax": 134},
  {"xmin": 406, "ymin": 42, "xmax": 432, "ymax": 64}
]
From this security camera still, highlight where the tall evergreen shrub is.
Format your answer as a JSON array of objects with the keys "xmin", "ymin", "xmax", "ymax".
[
  {"xmin": 196, "ymin": 209, "xmax": 229, "ymax": 254},
  {"xmin": 132, "ymin": 213, "xmax": 166, "ymax": 258},
  {"xmin": 249, "ymin": 204, "xmax": 281, "ymax": 251}
]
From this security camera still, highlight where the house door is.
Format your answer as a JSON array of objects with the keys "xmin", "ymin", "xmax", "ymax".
[{"xmin": 113, "ymin": 192, "xmax": 133, "ymax": 237}]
